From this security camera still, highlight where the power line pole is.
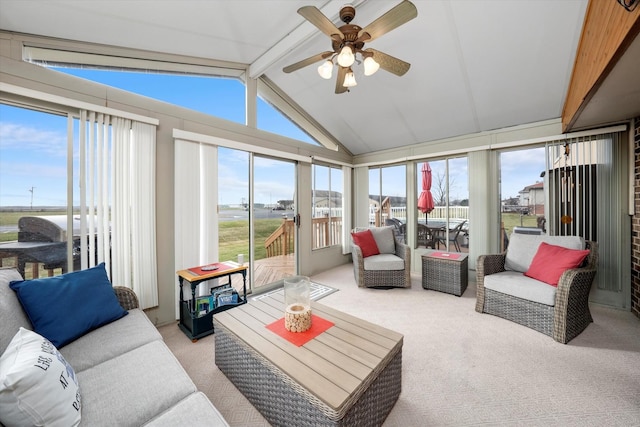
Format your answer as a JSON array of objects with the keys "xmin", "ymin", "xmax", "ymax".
[{"xmin": 28, "ymin": 187, "xmax": 35, "ymax": 210}]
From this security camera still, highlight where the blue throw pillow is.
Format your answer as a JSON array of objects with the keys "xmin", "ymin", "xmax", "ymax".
[{"xmin": 10, "ymin": 263, "xmax": 128, "ymax": 348}]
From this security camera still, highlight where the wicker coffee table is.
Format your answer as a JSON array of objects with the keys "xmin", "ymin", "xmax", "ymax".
[
  {"xmin": 422, "ymin": 251, "xmax": 469, "ymax": 296},
  {"xmin": 213, "ymin": 294, "xmax": 403, "ymax": 426}
]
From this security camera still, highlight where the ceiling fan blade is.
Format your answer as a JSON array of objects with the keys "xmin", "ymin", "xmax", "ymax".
[
  {"xmin": 283, "ymin": 51, "xmax": 334, "ymax": 73},
  {"xmin": 365, "ymin": 48, "xmax": 411, "ymax": 76},
  {"xmin": 357, "ymin": 1, "xmax": 418, "ymax": 43},
  {"xmin": 335, "ymin": 66, "xmax": 348, "ymax": 94},
  {"xmin": 298, "ymin": 6, "xmax": 344, "ymax": 41}
]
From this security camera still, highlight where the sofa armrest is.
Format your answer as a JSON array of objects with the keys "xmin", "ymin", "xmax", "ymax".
[
  {"xmin": 475, "ymin": 253, "xmax": 506, "ymax": 313},
  {"xmin": 394, "ymin": 241, "xmax": 410, "ymax": 264},
  {"xmin": 351, "ymin": 245, "xmax": 365, "ymax": 287},
  {"xmin": 552, "ymin": 241, "xmax": 598, "ymax": 343},
  {"xmin": 395, "ymin": 240, "xmax": 411, "ymax": 286},
  {"xmin": 113, "ymin": 286, "xmax": 140, "ymax": 310}
]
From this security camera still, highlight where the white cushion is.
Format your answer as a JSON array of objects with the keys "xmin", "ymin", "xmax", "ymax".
[
  {"xmin": 505, "ymin": 233, "xmax": 585, "ymax": 272},
  {"xmin": 484, "ymin": 271, "xmax": 557, "ymax": 306},
  {"xmin": 0, "ymin": 328, "xmax": 81, "ymax": 427},
  {"xmin": 363, "ymin": 253, "xmax": 405, "ymax": 271},
  {"xmin": 369, "ymin": 226, "xmax": 396, "ymax": 254}
]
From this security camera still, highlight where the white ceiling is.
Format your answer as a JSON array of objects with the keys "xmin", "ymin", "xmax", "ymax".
[{"xmin": 1, "ymin": 0, "xmax": 631, "ymax": 156}]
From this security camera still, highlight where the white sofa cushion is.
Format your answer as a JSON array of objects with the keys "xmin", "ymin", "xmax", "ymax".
[
  {"xmin": 363, "ymin": 253, "xmax": 405, "ymax": 271},
  {"xmin": 143, "ymin": 392, "xmax": 229, "ymax": 427},
  {"xmin": 484, "ymin": 271, "xmax": 557, "ymax": 306},
  {"xmin": 505, "ymin": 233, "xmax": 585, "ymax": 273},
  {"xmin": 0, "ymin": 268, "xmax": 32, "ymax": 356},
  {"xmin": 77, "ymin": 340, "xmax": 196, "ymax": 426},
  {"xmin": 60, "ymin": 308, "xmax": 162, "ymax": 373}
]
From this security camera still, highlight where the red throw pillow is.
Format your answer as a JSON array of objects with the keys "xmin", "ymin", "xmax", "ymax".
[
  {"xmin": 351, "ymin": 229, "xmax": 380, "ymax": 258},
  {"xmin": 524, "ymin": 242, "xmax": 590, "ymax": 286}
]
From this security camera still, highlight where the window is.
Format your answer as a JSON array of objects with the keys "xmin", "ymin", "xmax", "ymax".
[
  {"xmin": 312, "ymin": 164, "xmax": 343, "ymax": 249},
  {"xmin": 415, "ymin": 157, "xmax": 468, "ymax": 251},
  {"xmin": 0, "ymin": 104, "xmax": 68, "ymax": 278},
  {"xmin": 499, "ymin": 147, "xmax": 546, "ymax": 247},
  {"xmin": 369, "ymin": 165, "xmax": 407, "ymax": 241}
]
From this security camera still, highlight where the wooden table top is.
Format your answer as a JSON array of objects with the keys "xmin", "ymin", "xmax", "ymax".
[
  {"xmin": 213, "ymin": 293, "xmax": 403, "ymax": 411},
  {"xmin": 177, "ymin": 261, "xmax": 247, "ymax": 282}
]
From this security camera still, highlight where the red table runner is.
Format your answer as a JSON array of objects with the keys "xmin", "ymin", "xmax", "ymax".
[{"xmin": 266, "ymin": 315, "xmax": 334, "ymax": 347}]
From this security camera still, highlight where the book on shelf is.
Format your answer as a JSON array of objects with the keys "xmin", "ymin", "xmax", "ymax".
[
  {"xmin": 195, "ymin": 295, "xmax": 214, "ymax": 316},
  {"xmin": 214, "ymin": 288, "xmax": 239, "ymax": 307}
]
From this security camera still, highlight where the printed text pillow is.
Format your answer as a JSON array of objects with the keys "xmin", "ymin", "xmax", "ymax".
[{"xmin": 0, "ymin": 328, "xmax": 81, "ymax": 426}]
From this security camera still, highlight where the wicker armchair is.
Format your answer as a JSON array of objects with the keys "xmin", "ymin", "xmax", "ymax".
[
  {"xmin": 475, "ymin": 239, "xmax": 598, "ymax": 344},
  {"xmin": 113, "ymin": 286, "xmax": 140, "ymax": 310},
  {"xmin": 351, "ymin": 226, "xmax": 411, "ymax": 288}
]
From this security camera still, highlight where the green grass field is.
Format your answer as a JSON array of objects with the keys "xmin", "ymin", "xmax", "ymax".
[
  {"xmin": 1, "ymin": 210, "xmax": 539, "ymax": 263},
  {"xmin": 501, "ymin": 212, "xmax": 539, "ymax": 236},
  {"xmin": 0, "ymin": 210, "xmax": 283, "ymax": 261}
]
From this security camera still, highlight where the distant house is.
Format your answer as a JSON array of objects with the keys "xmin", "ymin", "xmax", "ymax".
[
  {"xmin": 312, "ymin": 190, "xmax": 342, "ymax": 208},
  {"xmin": 518, "ymin": 182, "xmax": 545, "ymax": 215}
]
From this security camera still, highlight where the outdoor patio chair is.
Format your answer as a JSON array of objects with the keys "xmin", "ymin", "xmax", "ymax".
[
  {"xmin": 445, "ymin": 220, "xmax": 467, "ymax": 252},
  {"xmin": 384, "ymin": 218, "xmax": 406, "ymax": 242},
  {"xmin": 351, "ymin": 226, "xmax": 411, "ymax": 288}
]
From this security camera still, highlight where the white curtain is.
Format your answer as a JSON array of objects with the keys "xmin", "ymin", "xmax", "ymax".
[
  {"xmin": 341, "ymin": 165, "xmax": 352, "ymax": 254},
  {"xmin": 174, "ymin": 138, "xmax": 219, "ymax": 318},
  {"xmin": 76, "ymin": 110, "xmax": 158, "ymax": 309}
]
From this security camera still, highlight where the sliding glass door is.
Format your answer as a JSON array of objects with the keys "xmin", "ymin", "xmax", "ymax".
[{"xmin": 251, "ymin": 156, "xmax": 296, "ymax": 289}]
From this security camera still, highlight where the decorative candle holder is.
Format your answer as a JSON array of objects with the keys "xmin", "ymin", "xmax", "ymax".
[{"xmin": 284, "ymin": 275, "xmax": 312, "ymax": 332}]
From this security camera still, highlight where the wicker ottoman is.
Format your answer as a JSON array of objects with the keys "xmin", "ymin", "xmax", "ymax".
[
  {"xmin": 214, "ymin": 297, "xmax": 403, "ymax": 426},
  {"xmin": 422, "ymin": 251, "xmax": 468, "ymax": 296}
]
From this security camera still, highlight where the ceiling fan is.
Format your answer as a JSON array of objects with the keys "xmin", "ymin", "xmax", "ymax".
[{"xmin": 283, "ymin": 1, "xmax": 418, "ymax": 94}]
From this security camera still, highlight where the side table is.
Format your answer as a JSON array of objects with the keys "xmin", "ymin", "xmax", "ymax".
[
  {"xmin": 422, "ymin": 251, "xmax": 468, "ymax": 296},
  {"xmin": 177, "ymin": 262, "xmax": 247, "ymax": 341}
]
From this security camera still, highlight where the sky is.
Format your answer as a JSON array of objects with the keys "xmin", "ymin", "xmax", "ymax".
[{"xmin": 0, "ymin": 67, "xmax": 545, "ymax": 207}]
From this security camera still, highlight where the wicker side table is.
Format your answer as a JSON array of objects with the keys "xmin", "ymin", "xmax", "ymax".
[{"xmin": 422, "ymin": 251, "xmax": 468, "ymax": 296}]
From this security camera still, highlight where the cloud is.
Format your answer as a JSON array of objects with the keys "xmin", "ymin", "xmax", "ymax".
[{"xmin": 0, "ymin": 122, "xmax": 67, "ymax": 157}]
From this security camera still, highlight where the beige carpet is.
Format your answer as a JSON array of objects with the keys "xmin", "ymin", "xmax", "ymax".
[{"xmin": 159, "ymin": 264, "xmax": 640, "ymax": 426}]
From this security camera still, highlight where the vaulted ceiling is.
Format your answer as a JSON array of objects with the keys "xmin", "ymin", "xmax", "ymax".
[{"xmin": 0, "ymin": 0, "xmax": 636, "ymax": 156}]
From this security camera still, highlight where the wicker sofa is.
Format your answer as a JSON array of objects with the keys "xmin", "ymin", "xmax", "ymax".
[
  {"xmin": 351, "ymin": 226, "xmax": 411, "ymax": 288},
  {"xmin": 0, "ymin": 266, "xmax": 228, "ymax": 426},
  {"xmin": 475, "ymin": 233, "xmax": 598, "ymax": 344}
]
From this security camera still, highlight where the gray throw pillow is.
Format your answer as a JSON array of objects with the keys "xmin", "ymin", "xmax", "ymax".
[{"xmin": 369, "ymin": 226, "xmax": 396, "ymax": 254}]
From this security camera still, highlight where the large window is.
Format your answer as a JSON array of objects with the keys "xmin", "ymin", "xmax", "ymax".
[
  {"xmin": 51, "ymin": 66, "xmax": 319, "ymax": 146},
  {"xmin": 53, "ymin": 68, "xmax": 247, "ymax": 125},
  {"xmin": 312, "ymin": 164, "xmax": 343, "ymax": 249},
  {"xmin": 0, "ymin": 104, "xmax": 68, "ymax": 278},
  {"xmin": 369, "ymin": 165, "xmax": 407, "ymax": 241},
  {"xmin": 499, "ymin": 147, "xmax": 546, "ymax": 248},
  {"xmin": 415, "ymin": 157, "xmax": 469, "ymax": 252}
]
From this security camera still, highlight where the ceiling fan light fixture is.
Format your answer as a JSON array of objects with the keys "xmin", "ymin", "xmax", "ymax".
[
  {"xmin": 317, "ymin": 60, "xmax": 334, "ymax": 79},
  {"xmin": 337, "ymin": 45, "xmax": 355, "ymax": 67},
  {"xmin": 363, "ymin": 56, "xmax": 380, "ymax": 76},
  {"xmin": 343, "ymin": 69, "xmax": 357, "ymax": 87}
]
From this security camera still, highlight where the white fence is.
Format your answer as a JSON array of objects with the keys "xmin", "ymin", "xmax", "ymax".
[
  {"xmin": 313, "ymin": 206, "xmax": 469, "ymax": 224},
  {"xmin": 373, "ymin": 206, "xmax": 469, "ymax": 223}
]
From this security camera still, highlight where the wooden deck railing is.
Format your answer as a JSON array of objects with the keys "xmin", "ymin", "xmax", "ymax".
[
  {"xmin": 311, "ymin": 216, "xmax": 342, "ymax": 249},
  {"xmin": 264, "ymin": 216, "xmax": 343, "ymax": 256},
  {"xmin": 265, "ymin": 218, "xmax": 295, "ymax": 257}
]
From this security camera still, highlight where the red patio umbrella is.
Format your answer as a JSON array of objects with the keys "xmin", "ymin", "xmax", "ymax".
[{"xmin": 417, "ymin": 162, "xmax": 434, "ymax": 223}]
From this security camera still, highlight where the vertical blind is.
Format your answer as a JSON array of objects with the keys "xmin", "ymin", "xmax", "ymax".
[
  {"xmin": 546, "ymin": 132, "xmax": 626, "ymax": 296},
  {"xmin": 74, "ymin": 110, "xmax": 158, "ymax": 309}
]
